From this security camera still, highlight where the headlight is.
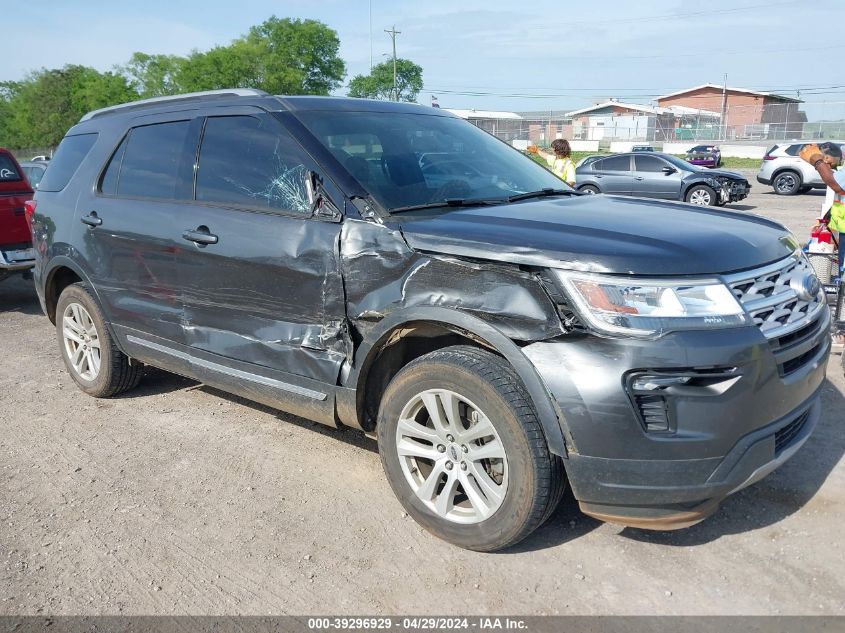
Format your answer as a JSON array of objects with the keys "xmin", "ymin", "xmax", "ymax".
[{"xmin": 552, "ymin": 271, "xmax": 748, "ymax": 337}]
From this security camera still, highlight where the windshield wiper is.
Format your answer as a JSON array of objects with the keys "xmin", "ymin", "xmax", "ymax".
[
  {"xmin": 507, "ymin": 188, "xmax": 577, "ymax": 202},
  {"xmin": 389, "ymin": 198, "xmax": 505, "ymax": 214}
]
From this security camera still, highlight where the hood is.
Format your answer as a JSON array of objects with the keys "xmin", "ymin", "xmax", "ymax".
[
  {"xmin": 397, "ymin": 195, "xmax": 795, "ymax": 276},
  {"xmin": 686, "ymin": 168, "xmax": 746, "ymax": 182}
]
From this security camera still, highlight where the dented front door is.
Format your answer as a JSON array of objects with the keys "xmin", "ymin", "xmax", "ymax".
[{"xmin": 177, "ymin": 113, "xmax": 347, "ymax": 384}]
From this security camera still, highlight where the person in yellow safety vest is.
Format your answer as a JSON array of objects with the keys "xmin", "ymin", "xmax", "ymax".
[
  {"xmin": 537, "ymin": 139, "xmax": 576, "ymax": 186},
  {"xmin": 800, "ymin": 141, "xmax": 845, "ymax": 349}
]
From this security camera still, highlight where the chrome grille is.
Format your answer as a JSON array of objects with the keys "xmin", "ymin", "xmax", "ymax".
[{"xmin": 724, "ymin": 255, "xmax": 825, "ymax": 340}]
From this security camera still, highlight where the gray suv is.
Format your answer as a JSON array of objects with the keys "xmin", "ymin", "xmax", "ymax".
[
  {"xmin": 30, "ymin": 90, "xmax": 833, "ymax": 551},
  {"xmin": 757, "ymin": 141, "xmax": 845, "ymax": 195}
]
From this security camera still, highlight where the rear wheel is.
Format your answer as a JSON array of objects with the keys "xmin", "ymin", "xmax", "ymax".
[
  {"xmin": 56, "ymin": 283, "xmax": 142, "ymax": 397},
  {"xmin": 685, "ymin": 184, "xmax": 718, "ymax": 206},
  {"xmin": 579, "ymin": 184, "xmax": 600, "ymax": 194},
  {"xmin": 377, "ymin": 345, "xmax": 565, "ymax": 552},
  {"xmin": 773, "ymin": 170, "xmax": 802, "ymax": 195}
]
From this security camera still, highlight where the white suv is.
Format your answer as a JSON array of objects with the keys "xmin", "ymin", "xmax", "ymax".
[{"xmin": 757, "ymin": 141, "xmax": 845, "ymax": 195}]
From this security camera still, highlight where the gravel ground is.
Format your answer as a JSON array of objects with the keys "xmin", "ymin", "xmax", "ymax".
[{"xmin": 1, "ymin": 179, "xmax": 843, "ymax": 615}]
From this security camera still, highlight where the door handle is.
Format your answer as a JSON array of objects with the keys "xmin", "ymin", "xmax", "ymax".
[
  {"xmin": 182, "ymin": 226, "xmax": 218, "ymax": 246},
  {"xmin": 80, "ymin": 212, "xmax": 102, "ymax": 227},
  {"xmin": 634, "ymin": 176, "xmax": 644, "ymax": 181}
]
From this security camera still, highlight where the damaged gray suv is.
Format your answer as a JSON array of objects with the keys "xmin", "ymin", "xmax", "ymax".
[{"xmin": 31, "ymin": 90, "xmax": 832, "ymax": 551}]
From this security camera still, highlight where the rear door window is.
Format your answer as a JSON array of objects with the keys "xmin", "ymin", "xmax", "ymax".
[
  {"xmin": 195, "ymin": 115, "xmax": 312, "ymax": 212},
  {"xmin": 0, "ymin": 154, "xmax": 21, "ymax": 181},
  {"xmin": 38, "ymin": 133, "xmax": 98, "ymax": 192},
  {"xmin": 785, "ymin": 144, "xmax": 804, "ymax": 156},
  {"xmin": 594, "ymin": 155, "xmax": 631, "ymax": 172},
  {"xmin": 117, "ymin": 121, "xmax": 192, "ymax": 199}
]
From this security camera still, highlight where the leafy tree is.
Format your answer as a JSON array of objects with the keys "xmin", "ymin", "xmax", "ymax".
[
  {"xmin": 176, "ymin": 17, "xmax": 345, "ymax": 95},
  {"xmin": 0, "ymin": 66, "xmax": 136, "ymax": 148},
  {"xmin": 121, "ymin": 53, "xmax": 184, "ymax": 98},
  {"xmin": 348, "ymin": 58, "xmax": 423, "ymax": 102}
]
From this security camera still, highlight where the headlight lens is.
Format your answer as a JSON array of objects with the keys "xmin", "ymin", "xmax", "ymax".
[{"xmin": 553, "ymin": 271, "xmax": 748, "ymax": 337}]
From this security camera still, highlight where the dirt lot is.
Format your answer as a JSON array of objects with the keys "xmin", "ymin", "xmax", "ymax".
[{"xmin": 1, "ymin": 178, "xmax": 843, "ymax": 615}]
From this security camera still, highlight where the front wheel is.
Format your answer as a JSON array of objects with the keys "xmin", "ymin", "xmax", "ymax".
[
  {"xmin": 685, "ymin": 184, "xmax": 718, "ymax": 206},
  {"xmin": 377, "ymin": 346, "xmax": 565, "ymax": 552},
  {"xmin": 579, "ymin": 184, "xmax": 600, "ymax": 194}
]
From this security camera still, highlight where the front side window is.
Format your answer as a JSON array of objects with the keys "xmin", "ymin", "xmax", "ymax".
[
  {"xmin": 117, "ymin": 121, "xmax": 191, "ymax": 199},
  {"xmin": 296, "ymin": 111, "xmax": 567, "ymax": 211},
  {"xmin": 195, "ymin": 115, "xmax": 311, "ymax": 212},
  {"xmin": 634, "ymin": 155, "xmax": 668, "ymax": 172}
]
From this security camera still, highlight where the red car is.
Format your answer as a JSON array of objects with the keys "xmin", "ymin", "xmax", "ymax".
[{"xmin": 0, "ymin": 148, "xmax": 35, "ymax": 282}]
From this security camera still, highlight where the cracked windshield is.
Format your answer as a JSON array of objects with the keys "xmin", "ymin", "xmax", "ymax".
[{"xmin": 298, "ymin": 111, "xmax": 568, "ymax": 211}]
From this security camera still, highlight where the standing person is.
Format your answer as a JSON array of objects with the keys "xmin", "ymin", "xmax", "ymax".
[
  {"xmin": 537, "ymin": 139, "xmax": 576, "ymax": 186},
  {"xmin": 800, "ymin": 141, "xmax": 845, "ymax": 349}
]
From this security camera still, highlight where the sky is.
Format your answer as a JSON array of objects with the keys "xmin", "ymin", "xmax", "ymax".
[{"xmin": 5, "ymin": 0, "xmax": 845, "ymax": 121}]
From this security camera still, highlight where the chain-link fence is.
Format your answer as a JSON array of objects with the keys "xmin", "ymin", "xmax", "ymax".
[{"xmin": 460, "ymin": 101, "xmax": 845, "ymax": 149}]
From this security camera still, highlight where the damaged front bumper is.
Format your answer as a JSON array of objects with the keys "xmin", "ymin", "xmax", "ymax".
[{"xmin": 521, "ymin": 313, "xmax": 829, "ymax": 530}]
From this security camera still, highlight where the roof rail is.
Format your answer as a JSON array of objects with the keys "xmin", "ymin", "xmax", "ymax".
[{"xmin": 78, "ymin": 89, "xmax": 270, "ymax": 122}]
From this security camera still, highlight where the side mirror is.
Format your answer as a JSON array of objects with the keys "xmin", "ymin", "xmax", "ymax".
[{"xmin": 662, "ymin": 166, "xmax": 677, "ymax": 175}]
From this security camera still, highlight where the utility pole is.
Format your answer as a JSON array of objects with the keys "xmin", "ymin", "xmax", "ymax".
[
  {"xmin": 720, "ymin": 73, "xmax": 728, "ymax": 141},
  {"xmin": 385, "ymin": 25, "xmax": 401, "ymax": 101}
]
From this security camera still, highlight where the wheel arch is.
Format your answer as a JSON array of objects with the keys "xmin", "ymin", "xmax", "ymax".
[
  {"xmin": 43, "ymin": 257, "xmax": 95, "ymax": 324},
  {"xmin": 348, "ymin": 307, "xmax": 568, "ymax": 457}
]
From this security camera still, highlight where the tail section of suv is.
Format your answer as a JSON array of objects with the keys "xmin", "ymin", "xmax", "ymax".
[
  {"xmin": 0, "ymin": 148, "xmax": 35, "ymax": 281},
  {"xmin": 31, "ymin": 91, "xmax": 831, "ymax": 551},
  {"xmin": 757, "ymin": 140, "xmax": 845, "ymax": 195}
]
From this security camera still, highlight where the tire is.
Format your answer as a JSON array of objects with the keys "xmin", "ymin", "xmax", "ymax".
[
  {"xmin": 579, "ymin": 184, "xmax": 600, "ymax": 194},
  {"xmin": 772, "ymin": 170, "xmax": 802, "ymax": 195},
  {"xmin": 685, "ymin": 184, "xmax": 718, "ymax": 206},
  {"xmin": 377, "ymin": 345, "xmax": 566, "ymax": 552},
  {"xmin": 56, "ymin": 283, "xmax": 142, "ymax": 398}
]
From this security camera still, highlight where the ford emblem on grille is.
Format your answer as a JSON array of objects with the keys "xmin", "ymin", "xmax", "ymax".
[{"xmin": 791, "ymin": 273, "xmax": 821, "ymax": 302}]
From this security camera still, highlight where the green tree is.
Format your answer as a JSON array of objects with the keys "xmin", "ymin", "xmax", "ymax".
[
  {"xmin": 348, "ymin": 58, "xmax": 423, "ymax": 102},
  {"xmin": 0, "ymin": 66, "xmax": 136, "ymax": 148},
  {"xmin": 121, "ymin": 52, "xmax": 185, "ymax": 98},
  {"xmin": 175, "ymin": 17, "xmax": 345, "ymax": 95}
]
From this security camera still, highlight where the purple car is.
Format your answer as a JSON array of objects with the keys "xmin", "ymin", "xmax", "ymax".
[{"xmin": 685, "ymin": 145, "xmax": 722, "ymax": 168}]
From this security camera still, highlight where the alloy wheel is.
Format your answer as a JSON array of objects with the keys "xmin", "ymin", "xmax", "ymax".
[
  {"xmin": 689, "ymin": 189, "xmax": 712, "ymax": 205},
  {"xmin": 775, "ymin": 173, "xmax": 797, "ymax": 194},
  {"xmin": 62, "ymin": 302, "xmax": 101, "ymax": 381},
  {"xmin": 395, "ymin": 389, "xmax": 508, "ymax": 524}
]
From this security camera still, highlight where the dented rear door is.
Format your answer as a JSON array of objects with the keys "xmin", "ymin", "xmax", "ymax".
[{"xmin": 178, "ymin": 112, "xmax": 347, "ymax": 384}]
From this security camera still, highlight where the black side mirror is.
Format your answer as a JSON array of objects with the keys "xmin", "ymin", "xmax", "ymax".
[{"xmin": 662, "ymin": 166, "xmax": 677, "ymax": 175}]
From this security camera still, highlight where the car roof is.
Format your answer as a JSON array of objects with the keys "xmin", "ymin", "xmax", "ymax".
[{"xmin": 76, "ymin": 90, "xmax": 454, "ymax": 127}]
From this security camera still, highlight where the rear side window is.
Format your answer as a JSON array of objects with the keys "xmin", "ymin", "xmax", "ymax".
[
  {"xmin": 117, "ymin": 121, "xmax": 191, "ymax": 199},
  {"xmin": 195, "ymin": 115, "xmax": 311, "ymax": 212},
  {"xmin": 785, "ymin": 144, "xmax": 803, "ymax": 156},
  {"xmin": 38, "ymin": 133, "xmax": 98, "ymax": 192},
  {"xmin": 594, "ymin": 155, "xmax": 631, "ymax": 172},
  {"xmin": 0, "ymin": 154, "xmax": 21, "ymax": 181}
]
